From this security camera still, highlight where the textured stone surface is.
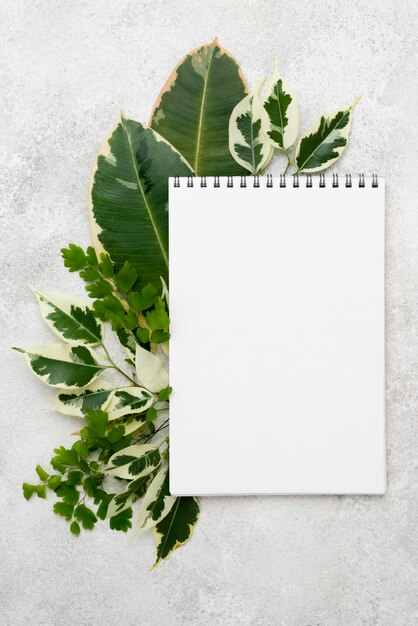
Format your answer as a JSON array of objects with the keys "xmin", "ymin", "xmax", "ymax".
[{"xmin": 1, "ymin": 1, "xmax": 418, "ymax": 624}]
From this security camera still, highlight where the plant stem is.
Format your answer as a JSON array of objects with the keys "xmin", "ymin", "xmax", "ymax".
[
  {"xmin": 100, "ymin": 342, "xmax": 138, "ymax": 386},
  {"xmin": 283, "ymin": 149, "xmax": 294, "ymax": 176}
]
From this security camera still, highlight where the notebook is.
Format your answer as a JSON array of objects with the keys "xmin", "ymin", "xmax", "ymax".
[{"xmin": 169, "ymin": 175, "xmax": 385, "ymax": 495}]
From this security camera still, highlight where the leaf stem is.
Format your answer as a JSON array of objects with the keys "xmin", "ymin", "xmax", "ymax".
[
  {"xmin": 283, "ymin": 149, "xmax": 294, "ymax": 176},
  {"xmin": 100, "ymin": 342, "xmax": 138, "ymax": 386}
]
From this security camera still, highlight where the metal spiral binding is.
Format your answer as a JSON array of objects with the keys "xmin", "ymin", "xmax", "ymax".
[{"xmin": 173, "ymin": 174, "xmax": 379, "ymax": 188}]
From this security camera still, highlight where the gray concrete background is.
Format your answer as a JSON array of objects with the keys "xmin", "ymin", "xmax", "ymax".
[{"xmin": 1, "ymin": 1, "xmax": 418, "ymax": 624}]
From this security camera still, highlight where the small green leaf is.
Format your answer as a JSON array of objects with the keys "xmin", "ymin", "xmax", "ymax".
[
  {"xmin": 61, "ymin": 244, "xmax": 86, "ymax": 272},
  {"xmin": 85, "ymin": 246, "xmax": 99, "ymax": 267},
  {"xmin": 145, "ymin": 298, "xmax": 169, "ymax": 330},
  {"xmin": 66, "ymin": 470, "xmax": 83, "ymax": 486},
  {"xmin": 74, "ymin": 504, "xmax": 97, "ymax": 530},
  {"xmin": 22, "ymin": 483, "xmax": 37, "ymax": 500},
  {"xmin": 99, "ymin": 254, "xmax": 114, "ymax": 278},
  {"xmin": 84, "ymin": 408, "xmax": 109, "ymax": 438},
  {"xmin": 53, "ymin": 501, "xmax": 74, "ymax": 520},
  {"xmin": 146, "ymin": 407, "xmax": 158, "ymax": 423},
  {"xmin": 47, "ymin": 475, "xmax": 62, "ymax": 490},
  {"xmin": 107, "ymin": 425, "xmax": 126, "ymax": 444},
  {"xmin": 70, "ymin": 520, "xmax": 81, "ymax": 535},
  {"xmin": 109, "ymin": 508, "xmax": 133, "ymax": 532},
  {"xmin": 151, "ymin": 330, "xmax": 170, "ymax": 344},
  {"xmin": 135, "ymin": 326, "xmax": 150, "ymax": 344},
  {"xmin": 86, "ymin": 279, "xmax": 114, "ymax": 299},
  {"xmin": 35, "ymin": 465, "xmax": 49, "ymax": 481},
  {"xmin": 158, "ymin": 386, "xmax": 172, "ymax": 402},
  {"xmin": 115, "ymin": 261, "xmax": 138, "ymax": 293},
  {"xmin": 55, "ymin": 483, "xmax": 79, "ymax": 505},
  {"xmin": 35, "ymin": 484, "xmax": 47, "ymax": 498},
  {"xmin": 51, "ymin": 446, "xmax": 79, "ymax": 469},
  {"xmin": 79, "ymin": 266, "xmax": 101, "ymax": 282}
]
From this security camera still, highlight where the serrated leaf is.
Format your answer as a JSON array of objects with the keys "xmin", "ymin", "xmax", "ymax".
[
  {"xmin": 53, "ymin": 501, "xmax": 74, "ymax": 520},
  {"xmin": 55, "ymin": 483, "xmax": 79, "ymax": 505},
  {"xmin": 85, "ymin": 279, "xmax": 114, "ymax": 299},
  {"xmin": 106, "ymin": 475, "xmax": 150, "ymax": 518},
  {"xmin": 135, "ymin": 344, "xmax": 168, "ymax": 393},
  {"xmin": 83, "ymin": 408, "xmax": 109, "ymax": 438},
  {"xmin": 127, "ymin": 284, "xmax": 159, "ymax": 312},
  {"xmin": 106, "ymin": 387, "xmax": 154, "ymax": 421},
  {"xmin": 74, "ymin": 504, "xmax": 97, "ymax": 530},
  {"xmin": 145, "ymin": 298, "xmax": 169, "ymax": 330},
  {"xmin": 295, "ymin": 99, "xmax": 359, "ymax": 173},
  {"xmin": 134, "ymin": 468, "xmax": 176, "ymax": 534},
  {"xmin": 13, "ymin": 343, "xmax": 105, "ymax": 389},
  {"xmin": 261, "ymin": 59, "xmax": 299, "ymax": 150},
  {"xmin": 115, "ymin": 261, "xmax": 138, "ymax": 293},
  {"xmin": 54, "ymin": 379, "xmax": 114, "ymax": 417},
  {"xmin": 229, "ymin": 78, "xmax": 273, "ymax": 175},
  {"xmin": 89, "ymin": 117, "xmax": 193, "ymax": 290},
  {"xmin": 61, "ymin": 244, "xmax": 86, "ymax": 272},
  {"xmin": 31, "ymin": 288, "xmax": 103, "ymax": 345},
  {"xmin": 158, "ymin": 386, "xmax": 172, "ymax": 402},
  {"xmin": 151, "ymin": 39, "xmax": 248, "ymax": 175},
  {"xmin": 105, "ymin": 444, "xmax": 161, "ymax": 479},
  {"xmin": 152, "ymin": 497, "xmax": 200, "ymax": 566}
]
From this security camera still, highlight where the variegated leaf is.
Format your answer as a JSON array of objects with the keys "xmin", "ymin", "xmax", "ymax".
[
  {"xmin": 13, "ymin": 344, "xmax": 105, "ymax": 389},
  {"xmin": 229, "ymin": 78, "xmax": 273, "ymax": 175},
  {"xmin": 133, "ymin": 467, "xmax": 176, "ymax": 534},
  {"xmin": 104, "ymin": 444, "xmax": 161, "ymax": 480},
  {"xmin": 106, "ymin": 413, "xmax": 148, "ymax": 436},
  {"xmin": 261, "ymin": 60, "xmax": 299, "ymax": 150},
  {"xmin": 135, "ymin": 344, "xmax": 168, "ymax": 393},
  {"xmin": 31, "ymin": 288, "xmax": 103, "ymax": 345},
  {"xmin": 150, "ymin": 39, "xmax": 248, "ymax": 175},
  {"xmin": 54, "ymin": 379, "xmax": 114, "ymax": 417},
  {"xmin": 106, "ymin": 387, "xmax": 154, "ymax": 421},
  {"xmin": 152, "ymin": 496, "xmax": 200, "ymax": 566},
  {"xmin": 106, "ymin": 475, "xmax": 151, "ymax": 519},
  {"xmin": 295, "ymin": 98, "xmax": 359, "ymax": 173}
]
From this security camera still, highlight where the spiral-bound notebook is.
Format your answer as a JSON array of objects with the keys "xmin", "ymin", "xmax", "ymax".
[{"xmin": 169, "ymin": 175, "xmax": 385, "ymax": 495}]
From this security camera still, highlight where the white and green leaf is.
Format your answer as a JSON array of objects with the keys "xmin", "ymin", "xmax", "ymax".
[
  {"xmin": 261, "ymin": 59, "xmax": 299, "ymax": 150},
  {"xmin": 104, "ymin": 444, "xmax": 161, "ymax": 480},
  {"xmin": 54, "ymin": 379, "xmax": 114, "ymax": 417},
  {"xmin": 295, "ymin": 98, "xmax": 359, "ymax": 173},
  {"xmin": 135, "ymin": 344, "xmax": 168, "ymax": 393},
  {"xmin": 13, "ymin": 343, "xmax": 105, "ymax": 389},
  {"xmin": 229, "ymin": 78, "xmax": 273, "ymax": 175},
  {"xmin": 106, "ymin": 413, "xmax": 148, "ymax": 436},
  {"xmin": 152, "ymin": 496, "xmax": 200, "ymax": 566},
  {"xmin": 106, "ymin": 386, "xmax": 154, "ymax": 421},
  {"xmin": 31, "ymin": 288, "xmax": 103, "ymax": 345},
  {"xmin": 133, "ymin": 467, "xmax": 176, "ymax": 535},
  {"xmin": 106, "ymin": 475, "xmax": 151, "ymax": 519}
]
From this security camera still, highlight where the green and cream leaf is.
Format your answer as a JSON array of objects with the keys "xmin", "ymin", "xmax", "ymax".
[
  {"xmin": 295, "ymin": 98, "xmax": 359, "ymax": 173},
  {"xmin": 133, "ymin": 467, "xmax": 176, "ymax": 534},
  {"xmin": 13, "ymin": 344, "xmax": 105, "ymax": 389},
  {"xmin": 229, "ymin": 78, "xmax": 273, "ymax": 174},
  {"xmin": 261, "ymin": 60, "xmax": 299, "ymax": 150},
  {"xmin": 135, "ymin": 344, "xmax": 169, "ymax": 393},
  {"xmin": 106, "ymin": 387, "xmax": 154, "ymax": 421},
  {"xmin": 152, "ymin": 496, "xmax": 200, "ymax": 566},
  {"xmin": 104, "ymin": 444, "xmax": 161, "ymax": 479},
  {"xmin": 106, "ymin": 475, "xmax": 151, "ymax": 519},
  {"xmin": 54, "ymin": 379, "xmax": 114, "ymax": 417}
]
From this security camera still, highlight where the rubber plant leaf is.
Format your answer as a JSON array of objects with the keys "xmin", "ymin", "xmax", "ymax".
[
  {"xmin": 89, "ymin": 116, "xmax": 193, "ymax": 289},
  {"xmin": 150, "ymin": 39, "xmax": 248, "ymax": 175}
]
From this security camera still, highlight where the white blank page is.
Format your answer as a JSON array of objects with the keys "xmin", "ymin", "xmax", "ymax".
[{"xmin": 169, "ymin": 177, "xmax": 385, "ymax": 495}]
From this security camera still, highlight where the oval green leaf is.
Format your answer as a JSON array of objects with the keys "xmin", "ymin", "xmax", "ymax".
[
  {"xmin": 152, "ymin": 496, "xmax": 200, "ymax": 566},
  {"xmin": 89, "ymin": 117, "xmax": 193, "ymax": 289},
  {"xmin": 150, "ymin": 39, "xmax": 248, "ymax": 175}
]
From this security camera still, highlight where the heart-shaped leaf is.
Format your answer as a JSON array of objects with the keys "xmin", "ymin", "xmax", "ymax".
[
  {"xmin": 150, "ymin": 39, "xmax": 248, "ymax": 175},
  {"xmin": 89, "ymin": 117, "xmax": 193, "ymax": 289}
]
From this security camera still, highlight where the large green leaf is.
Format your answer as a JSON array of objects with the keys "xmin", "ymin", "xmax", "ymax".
[
  {"xmin": 150, "ymin": 39, "xmax": 248, "ymax": 175},
  {"xmin": 152, "ymin": 496, "xmax": 200, "ymax": 566},
  {"xmin": 13, "ymin": 344, "xmax": 105, "ymax": 389},
  {"xmin": 89, "ymin": 117, "xmax": 193, "ymax": 289}
]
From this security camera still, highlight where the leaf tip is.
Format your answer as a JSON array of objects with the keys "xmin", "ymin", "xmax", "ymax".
[
  {"xmin": 211, "ymin": 36, "xmax": 219, "ymax": 46},
  {"xmin": 351, "ymin": 96, "xmax": 361, "ymax": 109}
]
